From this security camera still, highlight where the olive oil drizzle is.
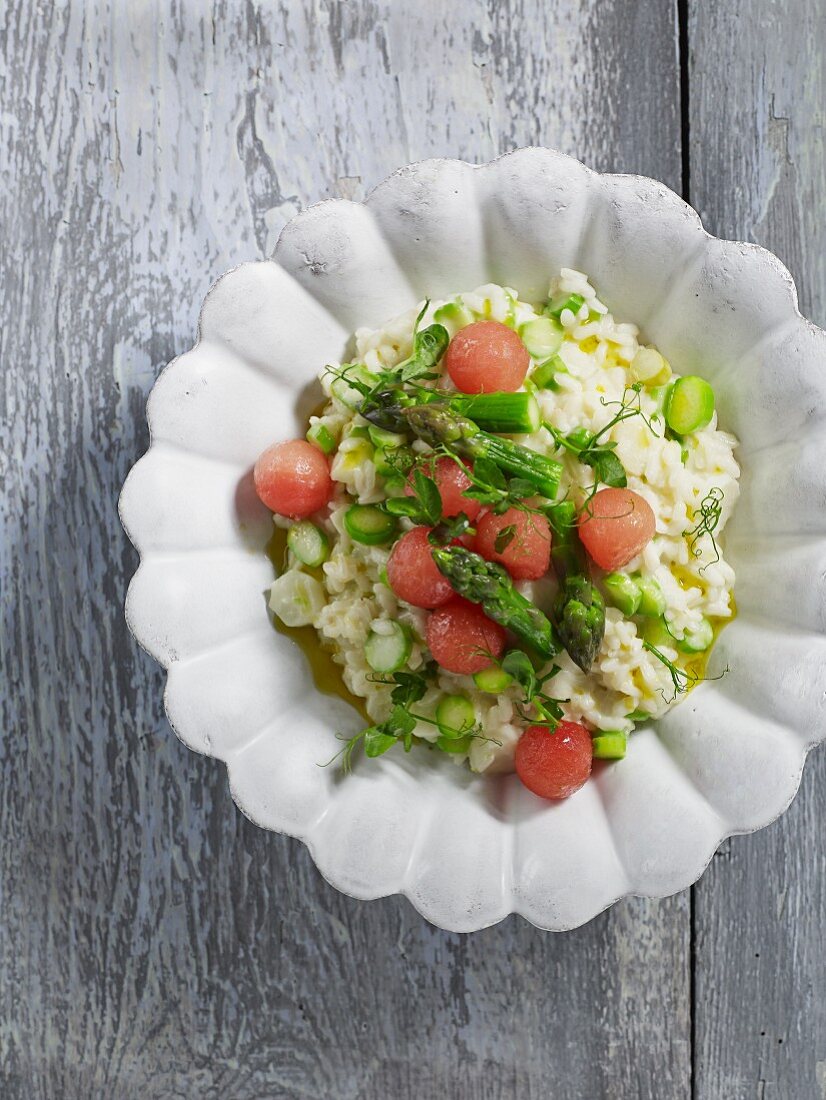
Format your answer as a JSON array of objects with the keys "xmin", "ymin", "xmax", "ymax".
[
  {"xmin": 681, "ymin": 599, "xmax": 736, "ymax": 690},
  {"xmin": 266, "ymin": 526, "xmax": 369, "ymax": 721},
  {"xmin": 267, "ymin": 528, "xmax": 735, "ymax": 717}
]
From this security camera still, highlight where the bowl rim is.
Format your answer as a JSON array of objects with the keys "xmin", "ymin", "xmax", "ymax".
[{"xmin": 119, "ymin": 146, "xmax": 826, "ymax": 932}]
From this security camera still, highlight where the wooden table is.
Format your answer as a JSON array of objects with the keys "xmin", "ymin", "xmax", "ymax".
[{"xmin": 3, "ymin": 2, "xmax": 825, "ymax": 1096}]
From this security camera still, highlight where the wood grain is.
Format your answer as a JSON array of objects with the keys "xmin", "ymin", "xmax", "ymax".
[
  {"xmin": 2, "ymin": 1, "xmax": 685, "ymax": 1096},
  {"xmin": 689, "ymin": 4, "xmax": 826, "ymax": 1098}
]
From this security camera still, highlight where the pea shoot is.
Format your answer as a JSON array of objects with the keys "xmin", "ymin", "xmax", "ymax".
[
  {"xmin": 396, "ymin": 300, "xmax": 450, "ymax": 383},
  {"xmin": 323, "ymin": 664, "xmax": 501, "ymax": 772},
  {"xmin": 490, "ymin": 649, "xmax": 570, "ymax": 732},
  {"xmin": 545, "ymin": 383, "xmax": 663, "ymax": 492},
  {"xmin": 383, "ymin": 468, "xmax": 443, "ymax": 526}
]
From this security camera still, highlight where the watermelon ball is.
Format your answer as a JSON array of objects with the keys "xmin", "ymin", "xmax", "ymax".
[
  {"xmin": 426, "ymin": 598, "xmax": 506, "ymax": 675},
  {"xmin": 405, "ymin": 456, "xmax": 482, "ymax": 521},
  {"xmin": 444, "ymin": 321, "xmax": 531, "ymax": 394},
  {"xmin": 578, "ymin": 488, "xmax": 656, "ymax": 571},
  {"xmin": 386, "ymin": 527, "xmax": 455, "ymax": 609},
  {"xmin": 474, "ymin": 507, "xmax": 552, "ymax": 581},
  {"xmin": 515, "ymin": 721, "xmax": 593, "ymax": 800},
  {"xmin": 253, "ymin": 439, "xmax": 332, "ymax": 519}
]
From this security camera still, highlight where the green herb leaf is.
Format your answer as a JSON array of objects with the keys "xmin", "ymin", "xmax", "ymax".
[
  {"xmin": 327, "ymin": 362, "xmax": 374, "ymax": 396},
  {"xmin": 507, "ymin": 477, "xmax": 537, "ymax": 499},
  {"xmin": 409, "ymin": 324, "xmax": 449, "ymax": 369},
  {"xmin": 494, "ymin": 524, "xmax": 517, "ymax": 553},
  {"xmin": 387, "ymin": 705, "xmax": 417, "ymax": 736},
  {"xmin": 586, "ymin": 448, "xmax": 627, "ymax": 488},
  {"xmin": 400, "ymin": 358, "xmax": 430, "ymax": 383},
  {"xmin": 364, "ymin": 727, "xmax": 398, "ymax": 758},
  {"xmin": 397, "ymin": 306, "xmax": 450, "ymax": 382},
  {"xmin": 473, "ymin": 457, "xmax": 508, "ymax": 492},
  {"xmin": 547, "ymin": 382, "xmax": 664, "ymax": 491},
  {"xmin": 384, "ymin": 497, "xmax": 421, "ymax": 518},
  {"xmin": 390, "ymin": 668, "xmax": 432, "ymax": 707},
  {"xmin": 501, "ymin": 649, "xmax": 537, "ymax": 699},
  {"xmin": 499, "ymin": 651, "xmax": 569, "ymax": 733},
  {"xmin": 325, "ymin": 667, "xmax": 439, "ymax": 770},
  {"xmin": 428, "ymin": 512, "xmax": 473, "ymax": 546},
  {"xmin": 413, "ymin": 469, "xmax": 443, "ymax": 525}
]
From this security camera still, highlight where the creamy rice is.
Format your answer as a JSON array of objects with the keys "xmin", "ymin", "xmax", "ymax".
[{"xmin": 277, "ymin": 271, "xmax": 739, "ymax": 774}]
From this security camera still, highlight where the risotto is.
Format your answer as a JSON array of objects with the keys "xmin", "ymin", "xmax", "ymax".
[{"xmin": 253, "ymin": 270, "xmax": 739, "ymax": 800}]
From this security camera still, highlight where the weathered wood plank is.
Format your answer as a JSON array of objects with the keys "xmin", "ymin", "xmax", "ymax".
[
  {"xmin": 0, "ymin": 1, "xmax": 686, "ymax": 1097},
  {"xmin": 689, "ymin": 4, "xmax": 826, "ymax": 1098}
]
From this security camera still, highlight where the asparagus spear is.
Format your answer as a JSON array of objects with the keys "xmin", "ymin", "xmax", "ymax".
[
  {"xmin": 363, "ymin": 390, "xmax": 541, "ymax": 435},
  {"xmin": 431, "ymin": 545, "xmax": 562, "ymax": 660},
  {"xmin": 545, "ymin": 501, "xmax": 605, "ymax": 672},
  {"xmin": 359, "ymin": 387, "xmax": 412, "ymax": 433},
  {"xmin": 449, "ymin": 392, "xmax": 541, "ymax": 434},
  {"xmin": 358, "ymin": 312, "xmax": 449, "ymax": 430},
  {"xmin": 403, "ymin": 404, "xmax": 563, "ymax": 499}
]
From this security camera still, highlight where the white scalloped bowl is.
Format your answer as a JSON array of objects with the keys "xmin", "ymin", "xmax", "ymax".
[{"xmin": 120, "ymin": 149, "xmax": 826, "ymax": 932}]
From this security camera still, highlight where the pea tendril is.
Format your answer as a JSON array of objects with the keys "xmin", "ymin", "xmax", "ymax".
[
  {"xmin": 643, "ymin": 639, "xmax": 728, "ymax": 704},
  {"xmin": 544, "ymin": 384, "xmax": 663, "ymax": 510},
  {"xmin": 684, "ymin": 487, "xmax": 724, "ymax": 568},
  {"xmin": 321, "ymin": 664, "xmax": 501, "ymax": 772}
]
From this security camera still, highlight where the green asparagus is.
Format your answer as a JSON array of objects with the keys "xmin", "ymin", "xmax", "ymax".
[
  {"xmin": 359, "ymin": 387, "xmax": 415, "ymax": 434},
  {"xmin": 554, "ymin": 575, "xmax": 605, "ymax": 673},
  {"xmin": 403, "ymin": 404, "xmax": 563, "ymax": 499},
  {"xmin": 545, "ymin": 501, "xmax": 606, "ymax": 672},
  {"xmin": 449, "ymin": 392, "xmax": 541, "ymax": 434},
  {"xmin": 361, "ymin": 388, "xmax": 541, "ymax": 436},
  {"xmin": 431, "ymin": 545, "xmax": 562, "ymax": 659}
]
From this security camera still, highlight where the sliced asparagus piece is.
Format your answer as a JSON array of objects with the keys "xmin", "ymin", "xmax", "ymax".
[{"xmin": 449, "ymin": 392, "xmax": 541, "ymax": 434}]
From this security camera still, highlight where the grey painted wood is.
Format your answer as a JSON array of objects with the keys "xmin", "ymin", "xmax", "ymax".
[
  {"xmin": 689, "ymin": 4, "xmax": 826, "ymax": 1099},
  {"xmin": 2, "ymin": 1, "xmax": 686, "ymax": 1097}
]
